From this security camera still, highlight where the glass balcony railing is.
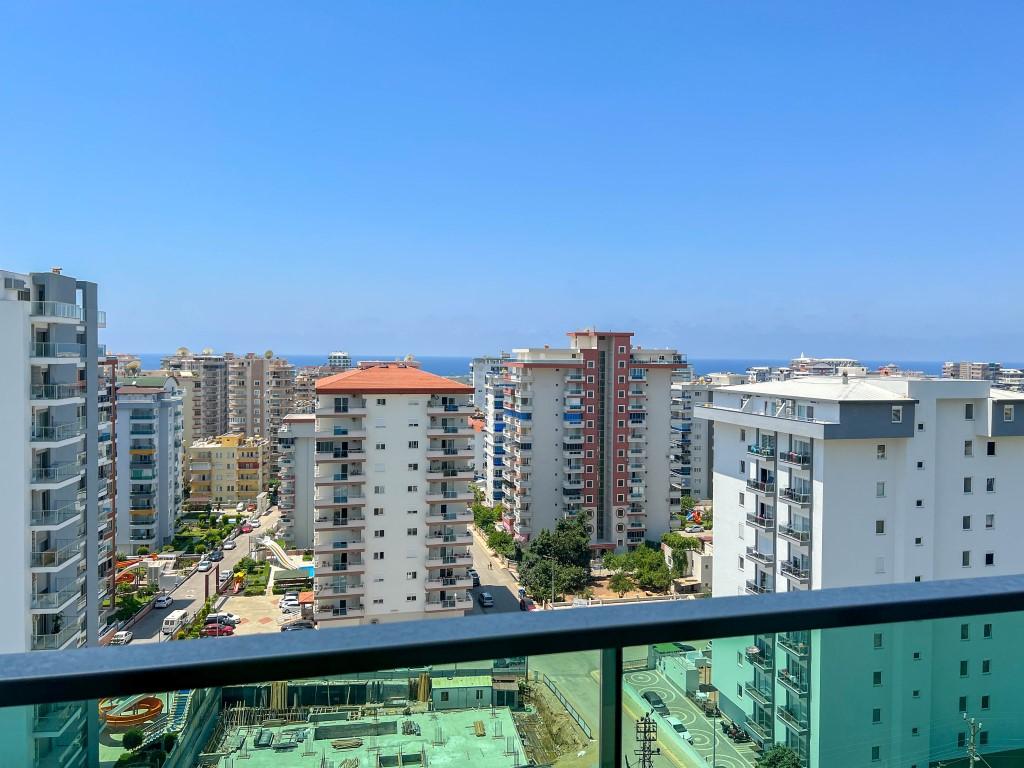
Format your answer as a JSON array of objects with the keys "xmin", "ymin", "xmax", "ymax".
[
  {"xmin": 30, "ymin": 342, "xmax": 84, "ymax": 359},
  {"xmin": 1, "ymin": 576, "xmax": 1022, "ymax": 768},
  {"xmin": 30, "ymin": 300, "xmax": 84, "ymax": 321}
]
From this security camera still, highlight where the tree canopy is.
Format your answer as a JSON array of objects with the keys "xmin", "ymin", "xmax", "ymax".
[
  {"xmin": 519, "ymin": 516, "xmax": 591, "ymax": 600},
  {"xmin": 758, "ymin": 745, "xmax": 802, "ymax": 768},
  {"xmin": 604, "ymin": 542, "xmax": 672, "ymax": 592}
]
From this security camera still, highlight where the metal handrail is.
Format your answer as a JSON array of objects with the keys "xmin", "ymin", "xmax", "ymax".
[{"xmin": 3, "ymin": 575, "xmax": 1024, "ymax": 714}]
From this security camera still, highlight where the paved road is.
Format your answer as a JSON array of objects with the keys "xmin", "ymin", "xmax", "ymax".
[
  {"xmin": 468, "ymin": 526, "xmax": 521, "ymax": 615},
  {"xmin": 132, "ymin": 507, "xmax": 282, "ymax": 643}
]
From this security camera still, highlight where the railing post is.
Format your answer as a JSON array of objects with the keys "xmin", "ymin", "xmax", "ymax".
[{"xmin": 599, "ymin": 646, "xmax": 623, "ymax": 767}]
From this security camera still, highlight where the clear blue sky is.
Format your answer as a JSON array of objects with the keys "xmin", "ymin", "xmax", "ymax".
[{"xmin": 2, "ymin": 3, "xmax": 1022, "ymax": 359}]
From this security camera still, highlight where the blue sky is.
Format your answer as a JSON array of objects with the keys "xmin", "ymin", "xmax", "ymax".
[{"xmin": 2, "ymin": 3, "xmax": 1022, "ymax": 359}]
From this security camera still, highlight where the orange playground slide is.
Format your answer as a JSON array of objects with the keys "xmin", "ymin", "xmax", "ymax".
[{"xmin": 98, "ymin": 696, "xmax": 163, "ymax": 729}]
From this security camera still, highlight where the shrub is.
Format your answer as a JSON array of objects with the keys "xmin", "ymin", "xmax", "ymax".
[
  {"xmin": 161, "ymin": 545, "xmax": 174, "ymax": 553},
  {"xmin": 122, "ymin": 727, "xmax": 144, "ymax": 751},
  {"xmin": 136, "ymin": 546, "xmax": 149, "ymax": 556},
  {"xmin": 194, "ymin": 544, "xmax": 207, "ymax": 555},
  {"xmin": 162, "ymin": 732, "xmax": 177, "ymax": 752}
]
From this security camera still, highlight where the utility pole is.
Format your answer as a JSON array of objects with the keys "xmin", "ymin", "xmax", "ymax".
[
  {"xmin": 963, "ymin": 713, "xmax": 983, "ymax": 768},
  {"xmin": 634, "ymin": 713, "xmax": 660, "ymax": 768}
]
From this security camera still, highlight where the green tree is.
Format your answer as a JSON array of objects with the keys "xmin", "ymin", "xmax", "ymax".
[
  {"xmin": 605, "ymin": 543, "xmax": 673, "ymax": 593},
  {"xmin": 701, "ymin": 506, "xmax": 713, "ymax": 530},
  {"xmin": 194, "ymin": 544, "xmax": 207, "ymax": 555},
  {"xmin": 122, "ymin": 728, "xmax": 144, "ymax": 751},
  {"xmin": 487, "ymin": 529, "xmax": 516, "ymax": 559},
  {"xmin": 758, "ymin": 745, "xmax": 801, "ymax": 768},
  {"xmin": 608, "ymin": 571, "xmax": 636, "ymax": 597},
  {"xmin": 680, "ymin": 495, "xmax": 697, "ymax": 515},
  {"xmin": 136, "ymin": 546, "xmax": 149, "ymax": 556},
  {"xmin": 521, "ymin": 559, "xmax": 587, "ymax": 601}
]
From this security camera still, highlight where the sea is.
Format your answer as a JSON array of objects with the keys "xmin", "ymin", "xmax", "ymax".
[{"xmin": 133, "ymin": 354, "xmax": 972, "ymax": 378}]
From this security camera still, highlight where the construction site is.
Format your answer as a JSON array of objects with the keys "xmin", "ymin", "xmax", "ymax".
[{"xmin": 190, "ymin": 664, "xmax": 592, "ymax": 768}]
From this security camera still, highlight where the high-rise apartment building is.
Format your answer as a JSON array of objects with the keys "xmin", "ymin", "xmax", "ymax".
[
  {"xmin": 482, "ymin": 369, "xmax": 506, "ymax": 506},
  {"xmin": 943, "ymin": 360, "xmax": 1002, "ymax": 381},
  {"xmin": 114, "ymin": 376, "xmax": 184, "ymax": 554},
  {"xmin": 697, "ymin": 375, "xmax": 1024, "ymax": 766},
  {"xmin": 276, "ymin": 413, "xmax": 316, "ymax": 549},
  {"xmin": 226, "ymin": 352, "xmax": 295, "ymax": 439},
  {"xmin": 470, "ymin": 355, "xmax": 509, "ymax": 409},
  {"xmin": 328, "ymin": 351, "xmax": 352, "ymax": 371},
  {"xmin": 997, "ymin": 367, "xmax": 1024, "ymax": 391},
  {"xmin": 311, "ymin": 361, "xmax": 475, "ymax": 625},
  {"xmin": 162, "ymin": 348, "xmax": 228, "ymax": 439},
  {"xmin": 0, "ymin": 267, "xmax": 115, "ymax": 653},
  {"xmin": 670, "ymin": 373, "xmax": 745, "ymax": 501},
  {"xmin": 187, "ymin": 434, "xmax": 268, "ymax": 509},
  {"xmin": 486, "ymin": 330, "xmax": 684, "ymax": 552}
]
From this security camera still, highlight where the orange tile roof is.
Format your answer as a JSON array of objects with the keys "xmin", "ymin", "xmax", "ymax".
[{"xmin": 316, "ymin": 363, "xmax": 473, "ymax": 395}]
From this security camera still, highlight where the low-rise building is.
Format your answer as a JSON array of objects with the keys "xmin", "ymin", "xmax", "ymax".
[{"xmin": 187, "ymin": 434, "xmax": 268, "ymax": 509}]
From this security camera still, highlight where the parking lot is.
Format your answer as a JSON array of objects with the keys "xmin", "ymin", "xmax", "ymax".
[{"xmin": 220, "ymin": 593, "xmax": 293, "ymax": 636}]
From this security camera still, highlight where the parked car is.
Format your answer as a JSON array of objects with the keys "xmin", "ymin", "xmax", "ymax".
[
  {"xmin": 467, "ymin": 568, "xmax": 481, "ymax": 587},
  {"xmin": 281, "ymin": 620, "xmax": 315, "ymax": 632},
  {"xmin": 153, "ymin": 594, "xmax": 173, "ymax": 609},
  {"xmin": 249, "ymin": 519, "xmax": 261, "ymax": 528},
  {"xmin": 208, "ymin": 550, "xmax": 224, "ymax": 562},
  {"xmin": 279, "ymin": 597, "xmax": 300, "ymax": 610},
  {"xmin": 222, "ymin": 540, "xmax": 237, "ymax": 550},
  {"xmin": 200, "ymin": 624, "xmax": 234, "ymax": 637},
  {"xmin": 219, "ymin": 572, "xmax": 231, "ymax": 584},
  {"xmin": 664, "ymin": 716, "xmax": 694, "ymax": 743},
  {"xmin": 641, "ymin": 691, "xmax": 669, "ymax": 716},
  {"xmin": 478, "ymin": 592, "xmax": 495, "ymax": 608},
  {"xmin": 240, "ymin": 524, "xmax": 252, "ymax": 534},
  {"xmin": 196, "ymin": 560, "xmax": 213, "ymax": 572},
  {"xmin": 684, "ymin": 525, "xmax": 704, "ymax": 533},
  {"xmin": 204, "ymin": 612, "xmax": 240, "ymax": 626},
  {"xmin": 109, "ymin": 631, "xmax": 133, "ymax": 645}
]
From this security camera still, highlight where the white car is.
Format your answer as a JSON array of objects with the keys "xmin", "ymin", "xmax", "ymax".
[
  {"xmin": 153, "ymin": 594, "xmax": 173, "ymax": 609},
  {"xmin": 109, "ymin": 630, "xmax": 133, "ymax": 645},
  {"xmin": 196, "ymin": 560, "xmax": 213, "ymax": 572},
  {"xmin": 664, "ymin": 716, "xmax": 693, "ymax": 744},
  {"xmin": 279, "ymin": 597, "xmax": 300, "ymax": 610},
  {"xmin": 249, "ymin": 519, "xmax": 261, "ymax": 528},
  {"xmin": 222, "ymin": 540, "xmax": 237, "ymax": 550}
]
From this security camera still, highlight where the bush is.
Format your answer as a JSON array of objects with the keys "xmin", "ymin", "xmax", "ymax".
[
  {"xmin": 136, "ymin": 546, "xmax": 149, "ymax": 556},
  {"xmin": 161, "ymin": 545, "xmax": 174, "ymax": 553},
  {"xmin": 161, "ymin": 732, "xmax": 177, "ymax": 752},
  {"xmin": 122, "ymin": 727, "xmax": 144, "ymax": 751},
  {"xmin": 194, "ymin": 544, "xmax": 207, "ymax": 555}
]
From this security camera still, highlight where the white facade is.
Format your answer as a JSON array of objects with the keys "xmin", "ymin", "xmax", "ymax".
[
  {"xmin": 114, "ymin": 377, "xmax": 184, "ymax": 555},
  {"xmin": 698, "ymin": 376, "xmax": 1024, "ymax": 766},
  {"xmin": 311, "ymin": 362, "xmax": 476, "ymax": 626},
  {"xmin": 482, "ymin": 370, "xmax": 507, "ymax": 507},
  {"xmin": 488, "ymin": 331, "xmax": 684, "ymax": 553},
  {"xmin": 470, "ymin": 355, "xmax": 509, "ymax": 409},
  {"xmin": 162, "ymin": 349, "xmax": 228, "ymax": 439},
  {"xmin": 276, "ymin": 413, "xmax": 316, "ymax": 549}
]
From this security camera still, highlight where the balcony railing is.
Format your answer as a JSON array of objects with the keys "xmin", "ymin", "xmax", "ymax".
[
  {"xmin": 3, "ymin": 576, "xmax": 1024, "ymax": 768},
  {"xmin": 31, "ymin": 462, "xmax": 83, "ymax": 484},
  {"xmin": 746, "ymin": 478, "xmax": 775, "ymax": 494},
  {"xmin": 778, "ymin": 450, "xmax": 812, "ymax": 468},
  {"xmin": 30, "ymin": 383, "xmax": 85, "ymax": 401},
  {"xmin": 31, "ymin": 300, "xmax": 84, "ymax": 321},
  {"xmin": 781, "ymin": 561, "xmax": 811, "ymax": 583},
  {"xmin": 781, "ymin": 487, "xmax": 812, "ymax": 506},
  {"xmin": 747, "ymin": 444, "xmax": 776, "ymax": 458},
  {"xmin": 745, "ymin": 513, "xmax": 775, "ymax": 530},
  {"xmin": 31, "ymin": 342, "xmax": 84, "ymax": 359}
]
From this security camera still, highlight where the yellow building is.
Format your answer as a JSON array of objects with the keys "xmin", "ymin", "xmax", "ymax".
[{"xmin": 186, "ymin": 433, "xmax": 268, "ymax": 509}]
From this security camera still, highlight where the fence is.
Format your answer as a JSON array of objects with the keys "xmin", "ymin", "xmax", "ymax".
[{"xmin": 542, "ymin": 673, "xmax": 593, "ymax": 739}]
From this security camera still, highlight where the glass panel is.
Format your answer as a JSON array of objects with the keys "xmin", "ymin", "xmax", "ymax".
[{"xmin": 0, "ymin": 650, "xmax": 599, "ymax": 768}]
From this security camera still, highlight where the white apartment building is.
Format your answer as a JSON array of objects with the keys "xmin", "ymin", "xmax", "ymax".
[
  {"xmin": 997, "ymin": 367, "xmax": 1024, "ymax": 392},
  {"xmin": 487, "ymin": 330, "xmax": 684, "ymax": 552},
  {"xmin": 670, "ymin": 373, "xmax": 745, "ymax": 501},
  {"xmin": 115, "ymin": 376, "xmax": 184, "ymax": 555},
  {"xmin": 697, "ymin": 375, "xmax": 1024, "ymax": 766},
  {"xmin": 328, "ymin": 351, "xmax": 353, "ymax": 371},
  {"xmin": 311, "ymin": 362, "xmax": 476, "ymax": 625},
  {"xmin": 482, "ymin": 369, "xmax": 507, "ymax": 506},
  {"xmin": 470, "ymin": 355, "xmax": 509, "ymax": 409},
  {"xmin": 276, "ymin": 413, "xmax": 316, "ymax": 549},
  {"xmin": 0, "ymin": 268, "xmax": 114, "ymax": 656},
  {"xmin": 943, "ymin": 361, "xmax": 1001, "ymax": 381},
  {"xmin": 162, "ymin": 348, "xmax": 228, "ymax": 439}
]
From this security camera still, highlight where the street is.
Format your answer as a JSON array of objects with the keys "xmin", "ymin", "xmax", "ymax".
[
  {"xmin": 467, "ymin": 525, "xmax": 522, "ymax": 615},
  {"xmin": 131, "ymin": 507, "xmax": 282, "ymax": 643}
]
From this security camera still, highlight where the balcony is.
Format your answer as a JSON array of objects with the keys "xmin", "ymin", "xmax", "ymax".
[
  {"xmin": 746, "ymin": 478, "xmax": 775, "ymax": 494},
  {"xmin": 745, "ymin": 546, "xmax": 775, "ymax": 566},
  {"xmin": 781, "ymin": 561, "xmax": 811, "ymax": 584},
  {"xmin": 313, "ymin": 538, "xmax": 366, "ymax": 554},
  {"xmin": 427, "ymin": 400, "xmax": 474, "ymax": 415},
  {"xmin": 1, "ymin": 575, "xmax": 1021, "ymax": 768},
  {"xmin": 777, "ymin": 633, "xmax": 811, "ymax": 658},
  {"xmin": 747, "ymin": 443, "xmax": 776, "ymax": 459},
  {"xmin": 425, "ymin": 552, "xmax": 472, "ymax": 567},
  {"xmin": 31, "ymin": 623, "xmax": 81, "ymax": 651},
  {"xmin": 745, "ymin": 646, "xmax": 774, "ymax": 671},
  {"xmin": 31, "ymin": 585, "xmax": 81, "ymax": 611},
  {"xmin": 315, "ymin": 515, "xmax": 366, "ymax": 530},
  {"xmin": 426, "ymin": 424, "xmax": 474, "ymax": 437},
  {"xmin": 425, "ymin": 532, "xmax": 473, "ymax": 546},
  {"xmin": 425, "ymin": 508, "xmax": 474, "ymax": 524},
  {"xmin": 745, "ymin": 513, "xmax": 775, "ymax": 531},
  {"xmin": 315, "ymin": 560, "xmax": 365, "ymax": 575},
  {"xmin": 781, "ymin": 487, "xmax": 812, "ymax": 506},
  {"xmin": 31, "ymin": 462, "xmax": 83, "ymax": 487},
  {"xmin": 31, "ymin": 300, "xmax": 84, "ymax": 322},
  {"xmin": 425, "ymin": 489, "xmax": 474, "ymax": 503},
  {"xmin": 744, "ymin": 682, "xmax": 773, "ymax": 706},
  {"xmin": 30, "ymin": 383, "xmax": 85, "ymax": 403},
  {"xmin": 425, "ymin": 594, "xmax": 473, "ymax": 612},
  {"xmin": 745, "ymin": 580, "xmax": 773, "ymax": 595},
  {"xmin": 315, "ymin": 579, "xmax": 364, "ymax": 598},
  {"xmin": 30, "ymin": 503, "xmax": 83, "ymax": 529},
  {"xmin": 778, "ymin": 451, "xmax": 812, "ymax": 469},
  {"xmin": 778, "ymin": 523, "xmax": 811, "ymax": 545},
  {"xmin": 425, "ymin": 446, "xmax": 475, "ymax": 459},
  {"xmin": 778, "ymin": 669, "xmax": 809, "ymax": 696},
  {"xmin": 425, "ymin": 575, "xmax": 473, "ymax": 590}
]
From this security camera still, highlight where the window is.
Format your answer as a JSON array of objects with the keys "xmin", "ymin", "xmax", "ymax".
[
  {"xmin": 406, "ymin": 527, "xmax": 418, "ymax": 536},
  {"xmin": 374, "ymin": 529, "xmax": 384, "ymax": 538},
  {"xmin": 617, "ymin": 375, "xmax": 625, "ymax": 384},
  {"xmin": 912, "ymin": 651, "xmax": 921, "ymax": 660},
  {"xmin": 407, "ymin": 509, "xmax": 418, "ymax": 515},
  {"xmin": 408, "ymin": 440, "xmax": 418, "ymax": 449},
  {"xmin": 912, "ymin": 727, "xmax": 919, "ymax": 737},
  {"xmin": 917, "ymin": 422, "xmax": 924, "ymax": 431},
  {"xmin": 617, "ymin": 405, "xmax": 625, "ymax": 413},
  {"xmin": 440, "ymin": 691, "xmax": 449, "ymax": 702},
  {"xmin": 739, "ymin": 492, "xmax": 745, "ymax": 507},
  {"xmin": 914, "ymin": 576, "xmax": 922, "ymax": 582},
  {"xmin": 873, "ymin": 632, "xmax": 883, "ymax": 649},
  {"xmin": 408, "ymin": 463, "xmax": 418, "ymax": 471},
  {"xmin": 373, "ymin": 551, "xmax": 384, "ymax": 560},
  {"xmin": 376, "ymin": 398, "xmax": 386, "ymax": 405},
  {"xmin": 737, "ymin": 684, "xmax": 743, "ymax": 697},
  {"xmin": 985, "ymin": 513, "xmax": 994, "ymax": 529},
  {"xmin": 985, "ymin": 552, "xmax": 994, "ymax": 566},
  {"xmin": 964, "ymin": 440, "xmax": 973, "ymax": 457},
  {"xmin": 961, "ymin": 623, "xmax": 970, "ymax": 640},
  {"xmin": 965, "ymin": 403, "xmax": 974, "ymax": 420},
  {"xmin": 891, "ymin": 406, "xmax": 902, "ymax": 423},
  {"xmin": 914, "ymin": 537, "xmax": 923, "ymax": 546},
  {"xmin": 872, "ymin": 708, "xmax": 881, "ymax": 724},
  {"xmin": 958, "ymin": 695, "xmax": 967, "ymax": 712},
  {"xmin": 618, "ymin": 345, "xmax": 626, "ymax": 354},
  {"xmin": 984, "ymin": 623, "xmax": 992, "ymax": 638},
  {"xmin": 957, "ymin": 733, "xmax": 966, "ymax": 749},
  {"xmin": 587, "ymin": 360, "xmax": 595, "ymax": 368},
  {"xmin": 872, "ymin": 671, "xmax": 882, "ymax": 686},
  {"xmin": 376, "ymin": 442, "xmax": 386, "ymax": 450},
  {"xmin": 960, "ymin": 660, "xmax": 969, "ymax": 677},
  {"xmin": 875, "ymin": 520, "xmax": 885, "ymax": 535},
  {"xmin": 876, "ymin": 444, "xmax": 886, "ymax": 460},
  {"xmin": 1004, "ymin": 404, "xmax": 1015, "ymax": 422},
  {"xmin": 407, "ymin": 422, "xmax": 419, "ymax": 428},
  {"xmin": 917, "ymin": 460, "xmax": 924, "ymax": 469},
  {"xmin": 738, "ymin": 556, "xmax": 745, "ymax": 570},
  {"xmin": 963, "ymin": 476, "xmax": 973, "ymax": 493},
  {"xmin": 586, "ymin": 375, "xmax": 594, "ymax": 383},
  {"xmin": 373, "ymin": 598, "xmax": 384, "ymax": 604},
  {"xmin": 373, "ymin": 507, "xmax": 384, "ymax": 516},
  {"xmin": 406, "ymin": 595, "xmax": 417, "ymax": 602},
  {"xmin": 982, "ymin": 659, "xmax": 991, "ymax": 674},
  {"xmin": 374, "ymin": 485, "xmax": 385, "ymax": 494},
  {"xmin": 406, "ymin": 571, "xmax": 417, "ymax": 579},
  {"xmin": 475, "ymin": 689, "xmax": 484, "ymax": 700},
  {"xmin": 962, "ymin": 551, "xmax": 971, "ymax": 567},
  {"xmin": 912, "ymin": 689, "xmax": 920, "ymax": 698},
  {"xmin": 740, "ymin": 429, "xmax": 746, "ymax": 442},
  {"xmin": 407, "ymin": 485, "xmax": 417, "ymax": 492},
  {"xmin": 963, "ymin": 515, "xmax": 971, "ymax": 530},
  {"xmin": 987, "ymin": 441, "xmax": 996, "ymax": 456},
  {"xmin": 739, "ymin": 460, "xmax": 746, "ymax": 473},
  {"xmin": 916, "ymin": 499, "xmax": 923, "ymax": 507},
  {"xmin": 981, "ymin": 694, "xmax": 990, "ymax": 710},
  {"xmin": 981, "ymin": 731, "xmax": 989, "ymax": 746},
  {"xmin": 986, "ymin": 477, "xmax": 995, "ymax": 492},
  {"xmin": 876, "ymin": 481, "xmax": 886, "ymax": 498},
  {"xmin": 871, "ymin": 746, "xmax": 880, "ymax": 762}
]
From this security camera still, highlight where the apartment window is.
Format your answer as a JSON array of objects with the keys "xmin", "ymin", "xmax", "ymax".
[
  {"xmin": 617, "ymin": 375, "xmax": 625, "ymax": 383},
  {"xmin": 616, "ymin": 419, "xmax": 625, "ymax": 428},
  {"xmin": 374, "ymin": 529, "xmax": 384, "ymax": 538},
  {"xmin": 374, "ymin": 485, "xmax": 385, "ymax": 494},
  {"xmin": 587, "ymin": 405, "xmax": 595, "ymax": 414},
  {"xmin": 962, "ymin": 515, "xmax": 971, "ymax": 530},
  {"xmin": 586, "ymin": 420, "xmax": 594, "ymax": 428},
  {"xmin": 406, "ymin": 527, "xmax": 418, "ymax": 536},
  {"xmin": 984, "ymin": 623, "xmax": 992, "ymax": 638},
  {"xmin": 962, "ymin": 551, "xmax": 971, "ymax": 567},
  {"xmin": 407, "ymin": 485, "xmax": 417, "ymax": 492},
  {"xmin": 986, "ymin": 477, "xmax": 995, "ymax": 492},
  {"xmin": 407, "ymin": 509, "xmax": 418, "ymax": 515},
  {"xmin": 985, "ymin": 513, "xmax": 994, "ymax": 529},
  {"xmin": 965, "ymin": 403, "xmax": 974, "ymax": 420},
  {"xmin": 872, "ymin": 708, "xmax": 881, "ymax": 724},
  {"xmin": 586, "ymin": 450, "xmax": 594, "ymax": 458},
  {"xmin": 585, "ymin": 495, "xmax": 593, "ymax": 503},
  {"xmin": 876, "ymin": 444, "xmax": 886, "ymax": 460},
  {"xmin": 739, "ymin": 492, "xmax": 745, "ymax": 507},
  {"xmin": 981, "ymin": 694, "xmax": 990, "ymax": 710},
  {"xmin": 963, "ymin": 477, "xmax": 973, "ymax": 493},
  {"xmin": 1004, "ymin": 404, "xmax": 1015, "ymax": 422},
  {"xmin": 373, "ymin": 552, "xmax": 384, "ymax": 560},
  {"xmin": 617, "ymin": 464, "xmax": 625, "ymax": 472},
  {"xmin": 406, "ymin": 571, "xmax": 417, "ymax": 580},
  {"xmin": 912, "ymin": 727, "xmax": 919, "ymax": 737},
  {"xmin": 740, "ymin": 429, "xmax": 746, "ymax": 442},
  {"xmin": 376, "ymin": 442, "xmax": 386, "ymax": 450},
  {"xmin": 916, "ymin": 460, "xmax": 924, "ymax": 469},
  {"xmin": 891, "ymin": 406, "xmax": 903, "ymax": 423},
  {"xmin": 964, "ymin": 440, "xmax": 974, "ymax": 457},
  {"xmin": 917, "ymin": 422, "xmax": 924, "ymax": 431},
  {"xmin": 618, "ymin": 345, "xmax": 626, "ymax": 354},
  {"xmin": 872, "ymin": 671, "xmax": 882, "ymax": 686},
  {"xmin": 408, "ymin": 463, "xmax": 418, "ymax": 471},
  {"xmin": 987, "ymin": 441, "xmax": 996, "ymax": 456},
  {"xmin": 617, "ymin": 405, "xmax": 625, "ymax": 413},
  {"xmin": 981, "ymin": 731, "xmax": 989, "ymax": 746},
  {"xmin": 912, "ymin": 689, "xmax": 920, "ymax": 698},
  {"xmin": 739, "ymin": 460, "xmax": 746, "ymax": 473},
  {"xmin": 617, "ymin": 360, "xmax": 625, "ymax": 368},
  {"xmin": 408, "ymin": 440, "xmax": 418, "ymax": 449},
  {"xmin": 914, "ymin": 576, "xmax": 922, "ymax": 582},
  {"xmin": 587, "ymin": 360, "xmax": 595, "ymax": 368},
  {"xmin": 985, "ymin": 552, "xmax": 994, "ymax": 566},
  {"xmin": 875, "ymin": 520, "xmax": 885, "ymax": 535},
  {"xmin": 586, "ymin": 376, "xmax": 594, "ymax": 384},
  {"xmin": 958, "ymin": 695, "xmax": 967, "ymax": 712},
  {"xmin": 876, "ymin": 481, "xmax": 886, "ymax": 498},
  {"xmin": 406, "ymin": 595, "xmax": 417, "ymax": 602},
  {"xmin": 915, "ymin": 537, "xmax": 923, "ymax": 546},
  {"xmin": 376, "ymin": 398, "xmax": 386, "ymax": 405},
  {"xmin": 737, "ymin": 683, "xmax": 743, "ymax": 697},
  {"xmin": 618, "ymin": 390, "xmax": 625, "ymax": 398},
  {"xmin": 871, "ymin": 746, "xmax": 880, "ymax": 762},
  {"xmin": 738, "ymin": 556, "xmax": 744, "ymax": 570},
  {"xmin": 873, "ymin": 632, "xmax": 883, "ymax": 649},
  {"xmin": 959, "ymin": 660, "xmax": 969, "ymax": 679},
  {"xmin": 408, "ymin": 422, "xmax": 419, "ymax": 428},
  {"xmin": 440, "ymin": 691, "xmax": 449, "ymax": 702},
  {"xmin": 373, "ymin": 598, "xmax": 384, "ymax": 605},
  {"xmin": 957, "ymin": 733, "xmax": 966, "ymax": 748},
  {"xmin": 982, "ymin": 659, "xmax": 991, "ymax": 674},
  {"xmin": 916, "ymin": 499, "xmax": 923, "ymax": 508}
]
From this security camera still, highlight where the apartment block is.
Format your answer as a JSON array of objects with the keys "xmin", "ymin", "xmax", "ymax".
[
  {"xmin": 114, "ymin": 376, "xmax": 184, "ymax": 555},
  {"xmin": 311, "ymin": 362, "xmax": 475, "ymax": 626},
  {"xmin": 0, "ymin": 268, "xmax": 114, "ymax": 655},
  {"xmin": 226, "ymin": 352, "xmax": 295, "ymax": 439},
  {"xmin": 187, "ymin": 434, "xmax": 268, "ymax": 509},
  {"xmin": 276, "ymin": 413, "xmax": 316, "ymax": 549},
  {"xmin": 470, "ymin": 355, "xmax": 509, "ymax": 409},
  {"xmin": 697, "ymin": 375, "xmax": 1024, "ymax": 766},
  {"xmin": 670, "ymin": 373, "xmax": 745, "ymax": 501},
  {"xmin": 482, "ymin": 369, "xmax": 506, "ymax": 506},
  {"xmin": 162, "ymin": 348, "xmax": 228, "ymax": 439},
  {"xmin": 943, "ymin": 360, "xmax": 1001, "ymax": 381},
  {"xmin": 488, "ymin": 330, "xmax": 684, "ymax": 552}
]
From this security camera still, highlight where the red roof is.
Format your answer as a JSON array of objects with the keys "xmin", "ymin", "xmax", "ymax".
[{"xmin": 316, "ymin": 363, "xmax": 473, "ymax": 395}]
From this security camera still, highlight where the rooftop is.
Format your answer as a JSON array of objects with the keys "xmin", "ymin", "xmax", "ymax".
[
  {"xmin": 317, "ymin": 362, "xmax": 473, "ymax": 395},
  {"xmin": 721, "ymin": 375, "xmax": 1024, "ymax": 403}
]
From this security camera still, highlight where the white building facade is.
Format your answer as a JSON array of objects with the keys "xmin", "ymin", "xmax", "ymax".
[
  {"xmin": 312, "ymin": 362, "xmax": 476, "ymax": 626},
  {"xmin": 276, "ymin": 413, "xmax": 316, "ymax": 549},
  {"xmin": 697, "ymin": 376, "xmax": 1024, "ymax": 766}
]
